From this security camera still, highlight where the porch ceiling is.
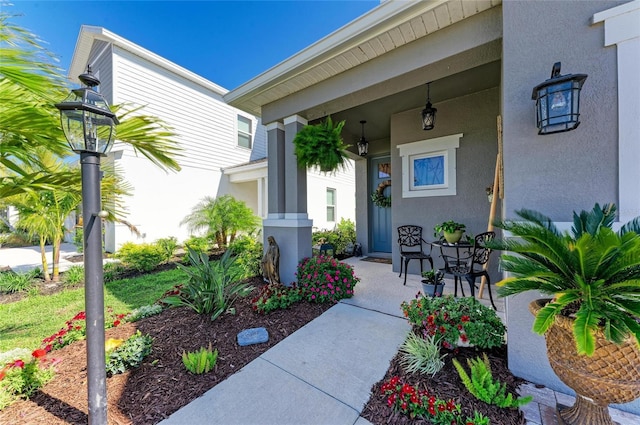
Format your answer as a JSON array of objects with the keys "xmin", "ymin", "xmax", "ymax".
[{"xmin": 225, "ymin": 0, "xmax": 502, "ymax": 118}]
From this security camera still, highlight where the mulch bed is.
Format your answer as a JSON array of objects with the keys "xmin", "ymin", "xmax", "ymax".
[
  {"xmin": 361, "ymin": 346, "xmax": 526, "ymax": 425},
  {"xmin": 0, "ymin": 279, "xmax": 332, "ymax": 425}
]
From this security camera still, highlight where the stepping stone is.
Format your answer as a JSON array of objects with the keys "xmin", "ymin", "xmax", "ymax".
[{"xmin": 237, "ymin": 327, "xmax": 269, "ymax": 346}]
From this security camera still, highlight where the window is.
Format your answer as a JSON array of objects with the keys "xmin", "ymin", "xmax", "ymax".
[
  {"xmin": 326, "ymin": 188, "xmax": 336, "ymax": 222},
  {"xmin": 397, "ymin": 133, "xmax": 463, "ymax": 198},
  {"xmin": 237, "ymin": 115, "xmax": 252, "ymax": 148}
]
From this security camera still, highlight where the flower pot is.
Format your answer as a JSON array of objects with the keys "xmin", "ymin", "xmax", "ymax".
[
  {"xmin": 530, "ymin": 299, "xmax": 640, "ymax": 425},
  {"xmin": 443, "ymin": 230, "xmax": 463, "ymax": 244},
  {"xmin": 421, "ymin": 280, "xmax": 444, "ymax": 297}
]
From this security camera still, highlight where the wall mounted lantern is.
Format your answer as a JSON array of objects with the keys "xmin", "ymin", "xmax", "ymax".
[
  {"xmin": 532, "ymin": 62, "xmax": 587, "ymax": 135},
  {"xmin": 357, "ymin": 120, "xmax": 368, "ymax": 156},
  {"xmin": 55, "ymin": 65, "xmax": 118, "ymax": 425},
  {"xmin": 421, "ymin": 82, "xmax": 437, "ymax": 130}
]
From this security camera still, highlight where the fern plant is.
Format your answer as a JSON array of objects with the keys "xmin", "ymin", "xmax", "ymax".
[
  {"xmin": 182, "ymin": 343, "xmax": 218, "ymax": 374},
  {"xmin": 293, "ymin": 116, "xmax": 350, "ymax": 173},
  {"xmin": 453, "ymin": 353, "xmax": 532, "ymax": 408},
  {"xmin": 398, "ymin": 332, "xmax": 446, "ymax": 376}
]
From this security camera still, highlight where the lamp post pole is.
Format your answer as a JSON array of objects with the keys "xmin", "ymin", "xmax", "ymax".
[
  {"xmin": 81, "ymin": 151, "xmax": 107, "ymax": 424},
  {"xmin": 55, "ymin": 66, "xmax": 118, "ymax": 425}
]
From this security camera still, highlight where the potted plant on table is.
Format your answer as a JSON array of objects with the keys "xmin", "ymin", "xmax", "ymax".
[
  {"xmin": 420, "ymin": 269, "xmax": 445, "ymax": 297},
  {"xmin": 433, "ymin": 220, "xmax": 466, "ymax": 244},
  {"xmin": 489, "ymin": 203, "xmax": 640, "ymax": 425}
]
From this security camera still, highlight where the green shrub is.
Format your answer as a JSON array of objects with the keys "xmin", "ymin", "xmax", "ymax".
[
  {"xmin": 183, "ymin": 235, "xmax": 210, "ymax": 255},
  {"xmin": 62, "ymin": 265, "xmax": 84, "ymax": 286},
  {"xmin": 103, "ymin": 261, "xmax": 128, "ymax": 283},
  {"xmin": 128, "ymin": 304, "xmax": 163, "ymax": 322},
  {"xmin": 399, "ymin": 332, "xmax": 446, "ymax": 376},
  {"xmin": 164, "ymin": 248, "xmax": 254, "ymax": 320},
  {"xmin": 155, "ymin": 236, "xmax": 178, "ymax": 262},
  {"xmin": 312, "ymin": 218, "xmax": 356, "ymax": 256},
  {"xmin": 297, "ymin": 256, "xmax": 359, "ymax": 303},
  {"xmin": 401, "ymin": 295, "xmax": 506, "ymax": 350},
  {"xmin": 115, "ymin": 242, "xmax": 165, "ymax": 272},
  {"xmin": 0, "ymin": 269, "xmax": 38, "ymax": 294},
  {"xmin": 105, "ymin": 331, "xmax": 153, "ymax": 376},
  {"xmin": 251, "ymin": 283, "xmax": 304, "ymax": 313},
  {"xmin": 182, "ymin": 343, "xmax": 218, "ymax": 374},
  {"xmin": 228, "ymin": 234, "xmax": 262, "ymax": 277},
  {"xmin": 453, "ymin": 353, "xmax": 532, "ymax": 408}
]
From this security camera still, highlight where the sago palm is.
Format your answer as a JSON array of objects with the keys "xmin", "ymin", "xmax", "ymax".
[{"xmin": 490, "ymin": 203, "xmax": 640, "ymax": 355}]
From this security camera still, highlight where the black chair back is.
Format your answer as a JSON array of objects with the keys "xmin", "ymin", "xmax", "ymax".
[
  {"xmin": 471, "ymin": 232, "xmax": 495, "ymax": 266},
  {"xmin": 398, "ymin": 225, "xmax": 425, "ymax": 252}
]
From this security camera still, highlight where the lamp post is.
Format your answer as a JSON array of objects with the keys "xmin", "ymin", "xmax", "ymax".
[{"xmin": 55, "ymin": 66, "xmax": 118, "ymax": 425}]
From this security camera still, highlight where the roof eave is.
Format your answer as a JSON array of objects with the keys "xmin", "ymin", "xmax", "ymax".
[{"xmin": 224, "ymin": 0, "xmax": 450, "ymax": 112}]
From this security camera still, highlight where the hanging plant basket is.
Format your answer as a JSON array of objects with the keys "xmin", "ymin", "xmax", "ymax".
[
  {"xmin": 371, "ymin": 180, "xmax": 391, "ymax": 208},
  {"xmin": 293, "ymin": 116, "xmax": 350, "ymax": 173}
]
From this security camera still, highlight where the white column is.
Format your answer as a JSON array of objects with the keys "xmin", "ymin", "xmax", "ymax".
[{"xmin": 593, "ymin": 1, "xmax": 640, "ymax": 222}]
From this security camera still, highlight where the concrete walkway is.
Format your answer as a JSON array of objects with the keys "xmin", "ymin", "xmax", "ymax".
[{"xmin": 0, "ymin": 242, "xmax": 81, "ymax": 273}]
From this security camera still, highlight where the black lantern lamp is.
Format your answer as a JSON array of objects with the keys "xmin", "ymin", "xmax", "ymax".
[
  {"xmin": 56, "ymin": 66, "xmax": 119, "ymax": 153},
  {"xmin": 357, "ymin": 120, "xmax": 368, "ymax": 157},
  {"xmin": 55, "ymin": 65, "xmax": 118, "ymax": 425},
  {"xmin": 421, "ymin": 82, "xmax": 437, "ymax": 130},
  {"xmin": 532, "ymin": 62, "xmax": 587, "ymax": 135}
]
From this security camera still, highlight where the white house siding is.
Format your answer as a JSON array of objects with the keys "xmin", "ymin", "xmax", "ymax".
[
  {"xmin": 90, "ymin": 43, "xmax": 264, "ymax": 250},
  {"xmin": 307, "ymin": 164, "xmax": 356, "ymax": 231}
]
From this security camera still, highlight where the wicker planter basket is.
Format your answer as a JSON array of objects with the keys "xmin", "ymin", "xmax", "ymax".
[{"xmin": 530, "ymin": 299, "xmax": 640, "ymax": 425}]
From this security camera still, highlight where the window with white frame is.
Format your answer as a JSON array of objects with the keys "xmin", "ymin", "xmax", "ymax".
[
  {"xmin": 397, "ymin": 133, "xmax": 463, "ymax": 198},
  {"xmin": 237, "ymin": 115, "xmax": 252, "ymax": 149},
  {"xmin": 326, "ymin": 188, "xmax": 336, "ymax": 222}
]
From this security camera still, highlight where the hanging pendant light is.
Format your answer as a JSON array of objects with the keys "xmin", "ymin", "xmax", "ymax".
[
  {"xmin": 421, "ymin": 82, "xmax": 437, "ymax": 131},
  {"xmin": 357, "ymin": 120, "xmax": 368, "ymax": 156}
]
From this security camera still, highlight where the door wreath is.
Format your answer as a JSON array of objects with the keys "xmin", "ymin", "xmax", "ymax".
[{"xmin": 371, "ymin": 180, "xmax": 391, "ymax": 208}]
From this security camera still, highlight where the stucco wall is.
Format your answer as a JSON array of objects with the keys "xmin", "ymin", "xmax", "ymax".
[
  {"xmin": 502, "ymin": 0, "xmax": 639, "ymax": 414},
  {"xmin": 501, "ymin": 0, "xmax": 622, "ymax": 221},
  {"xmin": 390, "ymin": 87, "xmax": 500, "ymax": 280}
]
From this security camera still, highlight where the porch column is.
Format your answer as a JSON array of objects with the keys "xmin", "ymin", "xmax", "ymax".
[
  {"xmin": 262, "ymin": 116, "xmax": 313, "ymax": 285},
  {"xmin": 266, "ymin": 122, "xmax": 286, "ymax": 218}
]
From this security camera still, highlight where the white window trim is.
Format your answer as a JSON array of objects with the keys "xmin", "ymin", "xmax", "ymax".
[
  {"xmin": 237, "ymin": 115, "xmax": 253, "ymax": 149},
  {"xmin": 397, "ymin": 133, "xmax": 462, "ymax": 198},
  {"xmin": 326, "ymin": 187, "xmax": 336, "ymax": 222}
]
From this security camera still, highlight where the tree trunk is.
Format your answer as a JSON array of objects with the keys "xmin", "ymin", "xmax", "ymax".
[
  {"xmin": 52, "ymin": 239, "xmax": 61, "ymax": 282},
  {"xmin": 39, "ymin": 237, "xmax": 51, "ymax": 282}
]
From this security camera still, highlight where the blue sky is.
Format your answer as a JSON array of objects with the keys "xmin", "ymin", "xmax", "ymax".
[{"xmin": 6, "ymin": 0, "xmax": 379, "ymax": 90}]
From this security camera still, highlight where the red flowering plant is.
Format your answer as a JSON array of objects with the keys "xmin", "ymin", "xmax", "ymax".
[
  {"xmin": 0, "ymin": 348, "xmax": 57, "ymax": 409},
  {"xmin": 41, "ymin": 308, "xmax": 126, "ymax": 352},
  {"xmin": 251, "ymin": 283, "xmax": 304, "ymax": 314},
  {"xmin": 295, "ymin": 255, "xmax": 359, "ymax": 303},
  {"xmin": 401, "ymin": 295, "xmax": 505, "ymax": 350},
  {"xmin": 380, "ymin": 376, "xmax": 489, "ymax": 425}
]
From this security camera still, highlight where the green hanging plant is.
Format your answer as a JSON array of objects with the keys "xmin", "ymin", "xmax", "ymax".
[{"xmin": 293, "ymin": 116, "xmax": 350, "ymax": 173}]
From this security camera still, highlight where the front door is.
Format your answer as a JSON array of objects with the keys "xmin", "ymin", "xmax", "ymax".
[{"xmin": 370, "ymin": 156, "xmax": 392, "ymax": 252}]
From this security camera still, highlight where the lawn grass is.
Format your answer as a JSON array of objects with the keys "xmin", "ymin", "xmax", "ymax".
[{"xmin": 0, "ymin": 268, "xmax": 185, "ymax": 352}]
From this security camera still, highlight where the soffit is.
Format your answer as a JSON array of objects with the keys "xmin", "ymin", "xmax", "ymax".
[{"xmin": 225, "ymin": 0, "xmax": 502, "ymax": 116}]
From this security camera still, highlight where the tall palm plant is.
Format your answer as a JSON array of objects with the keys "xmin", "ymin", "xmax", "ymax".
[
  {"xmin": 0, "ymin": 13, "xmax": 182, "ymax": 199},
  {"xmin": 181, "ymin": 195, "xmax": 260, "ymax": 248},
  {"xmin": 490, "ymin": 203, "xmax": 640, "ymax": 356}
]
